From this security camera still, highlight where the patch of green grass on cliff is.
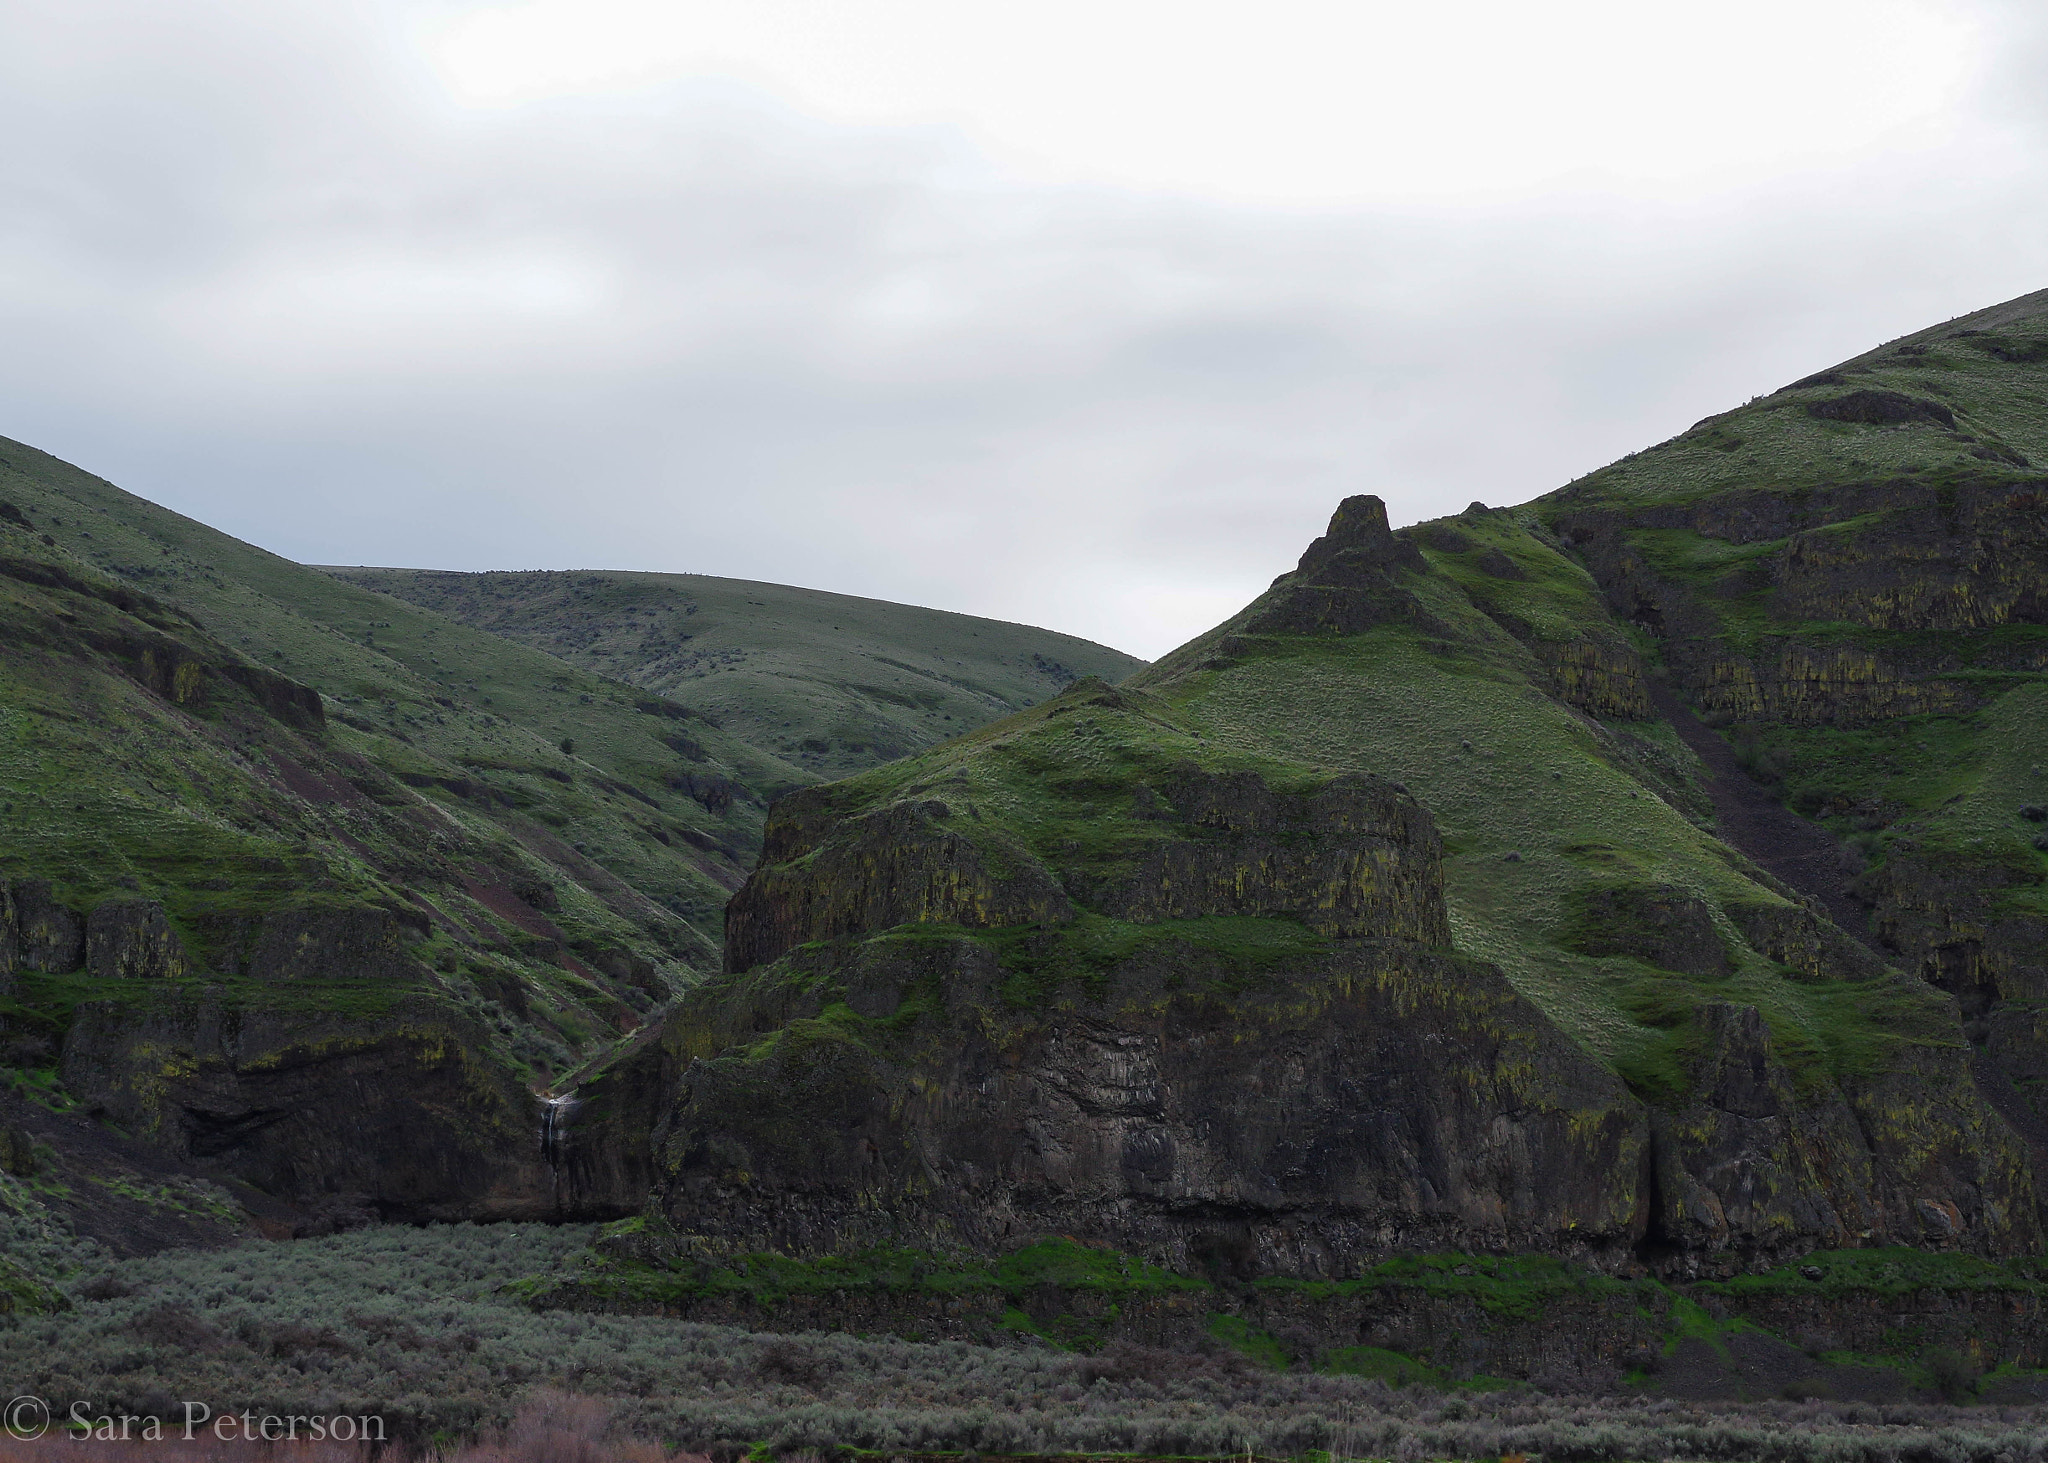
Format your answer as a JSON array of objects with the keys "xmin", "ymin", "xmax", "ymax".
[
  {"xmin": 1919, "ymin": 681, "xmax": 2048, "ymax": 853},
  {"xmin": 811, "ymin": 676, "xmax": 1351, "ymax": 904},
  {"xmin": 1257, "ymin": 1252, "xmax": 1654, "ymax": 1323},
  {"xmin": 738, "ymin": 1001, "xmax": 882, "ymax": 1063},
  {"xmin": 1205, "ymin": 1313, "xmax": 1290, "ymax": 1370},
  {"xmin": 1733, "ymin": 712, "xmax": 1987, "ymax": 826},
  {"xmin": 1316, "ymin": 1344, "xmax": 1516, "ymax": 1390},
  {"xmin": 1656, "ymin": 1291, "xmax": 1775, "ymax": 1364},
  {"xmin": 1624, "ymin": 528, "xmax": 1784, "ymax": 652},
  {"xmin": 2, "ymin": 971, "xmax": 178, "ymax": 1033},
  {"xmin": 968, "ymin": 915, "xmax": 1332, "ymax": 1008},
  {"xmin": 1700, "ymin": 1248, "xmax": 2046, "ymax": 1301},
  {"xmin": 1738, "ymin": 681, "xmax": 2048, "ymax": 912},
  {"xmin": 0, "ymin": 1063, "xmax": 78, "ymax": 1114},
  {"xmin": 997, "ymin": 1238, "xmax": 1209, "ymax": 1297},
  {"xmin": 1407, "ymin": 509, "xmax": 1635, "ymax": 652}
]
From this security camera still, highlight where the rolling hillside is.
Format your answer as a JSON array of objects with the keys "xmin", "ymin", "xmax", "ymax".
[
  {"xmin": 325, "ymin": 567, "xmax": 1145, "ymax": 783},
  {"xmin": 557, "ymin": 286, "xmax": 2048, "ymax": 1285}
]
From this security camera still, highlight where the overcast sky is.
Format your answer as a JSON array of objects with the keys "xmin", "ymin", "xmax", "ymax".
[{"xmin": 4, "ymin": 1, "xmax": 2045, "ymax": 658}]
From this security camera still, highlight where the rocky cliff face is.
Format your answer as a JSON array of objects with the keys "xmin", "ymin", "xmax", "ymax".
[
  {"xmin": 654, "ymin": 730, "xmax": 1648, "ymax": 1275},
  {"xmin": 617, "ymin": 490, "xmax": 2039, "ymax": 1279},
  {"xmin": 1553, "ymin": 477, "xmax": 2048, "ymax": 727},
  {"xmin": 0, "ymin": 883, "xmax": 555, "ymax": 1227},
  {"xmin": 1537, "ymin": 292, "xmax": 2048, "ymax": 1198}
]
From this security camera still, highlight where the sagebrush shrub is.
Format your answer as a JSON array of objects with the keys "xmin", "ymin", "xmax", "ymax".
[{"xmin": 0, "ymin": 1222, "xmax": 2040, "ymax": 1460}]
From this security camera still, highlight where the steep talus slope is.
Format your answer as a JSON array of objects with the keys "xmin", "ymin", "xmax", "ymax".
[
  {"xmin": 326, "ymin": 567, "xmax": 1145, "ymax": 782},
  {"xmin": 576, "ymin": 492, "xmax": 2034, "ymax": 1278},
  {"xmin": 1534, "ymin": 288, "xmax": 2048, "ymax": 1165}
]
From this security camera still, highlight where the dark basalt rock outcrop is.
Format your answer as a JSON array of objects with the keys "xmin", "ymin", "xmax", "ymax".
[
  {"xmin": 1725, "ymin": 901, "xmax": 1886, "ymax": 984},
  {"xmin": 1808, "ymin": 390, "xmax": 1957, "ymax": 429},
  {"xmin": 1639, "ymin": 1004, "xmax": 2028, "ymax": 1268},
  {"xmin": 5, "ymin": 890, "xmax": 555, "ymax": 1228},
  {"xmin": 193, "ymin": 906, "xmax": 425, "ymax": 983},
  {"xmin": 1556, "ymin": 478, "xmax": 2048, "ymax": 725},
  {"xmin": 84, "ymin": 900, "xmax": 188, "ymax": 980},
  {"xmin": 61, "ymin": 990, "xmax": 549, "ymax": 1226},
  {"xmin": 1243, "ymin": 494, "xmax": 1444, "ymax": 638},
  {"xmin": 1, "ymin": 879, "xmax": 85, "ymax": 984},
  {"xmin": 1090, "ymin": 769, "xmax": 1449, "ymax": 942},
  {"xmin": 1567, "ymin": 883, "xmax": 1728, "ymax": 978},
  {"xmin": 640, "ymin": 716, "xmax": 1658, "ymax": 1272},
  {"xmin": 724, "ymin": 796, "xmax": 1077, "ymax": 973},
  {"xmin": 636, "ymin": 778, "xmax": 2033, "ymax": 1276},
  {"xmin": 654, "ymin": 927, "xmax": 1647, "ymax": 1276},
  {"xmin": 1550, "ymin": 459, "xmax": 2048, "ymax": 1191}
]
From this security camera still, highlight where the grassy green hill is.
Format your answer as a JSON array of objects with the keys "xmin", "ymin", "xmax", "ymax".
[
  {"xmin": 324, "ymin": 568, "xmax": 1145, "ymax": 783},
  {"xmin": 0, "ymin": 437, "xmax": 791, "ymax": 948},
  {"xmin": 1532, "ymin": 284, "xmax": 2048, "ymax": 1152},
  {"xmin": 766, "ymin": 282, "xmax": 2048, "ymax": 1144},
  {"xmin": 733, "ymin": 505, "xmax": 1944, "ymax": 1115},
  {"xmin": 631, "ymin": 288, "xmax": 2048, "ymax": 1273}
]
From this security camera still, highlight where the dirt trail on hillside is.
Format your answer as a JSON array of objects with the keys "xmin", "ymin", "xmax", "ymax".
[{"xmin": 1648, "ymin": 683, "xmax": 1870, "ymax": 938}]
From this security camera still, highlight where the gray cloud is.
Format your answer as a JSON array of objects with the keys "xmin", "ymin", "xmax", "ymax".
[{"xmin": 3, "ymin": 1, "xmax": 2045, "ymax": 657}]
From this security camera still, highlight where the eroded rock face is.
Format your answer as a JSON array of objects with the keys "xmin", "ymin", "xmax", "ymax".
[
  {"xmin": 61, "ymin": 993, "xmax": 549, "ymax": 1225},
  {"xmin": 609, "ymin": 492, "xmax": 2045, "ymax": 1276},
  {"xmin": 4, "ymin": 880, "xmax": 83, "ymax": 976},
  {"xmin": 1092, "ymin": 769, "xmax": 1449, "ymax": 944},
  {"xmin": 0, "ymin": 884, "xmax": 15, "ymax": 995},
  {"xmin": 85, "ymin": 900, "xmax": 187, "ymax": 980},
  {"xmin": 1552, "ymin": 472, "xmax": 2048, "ymax": 1202},
  {"xmin": 1557, "ymin": 479, "xmax": 2048, "ymax": 726},
  {"xmin": 728, "ymin": 760, "xmax": 1451, "ymax": 974},
  {"xmin": 724, "ymin": 797, "xmax": 1077, "ymax": 973},
  {"xmin": 33, "ymin": 900, "xmax": 554, "ymax": 1227},
  {"xmin": 641, "ymin": 708, "xmax": 1668, "ymax": 1271},
  {"xmin": 1643, "ymin": 1004, "xmax": 1937, "ymax": 1272},
  {"xmin": 1726, "ymin": 901, "xmax": 1887, "ymax": 984},
  {"xmin": 1530, "ymin": 638, "xmax": 1653, "ymax": 719},
  {"xmin": 197, "ymin": 906, "xmax": 423, "ymax": 983},
  {"xmin": 652, "ymin": 933, "xmax": 1648, "ymax": 1275}
]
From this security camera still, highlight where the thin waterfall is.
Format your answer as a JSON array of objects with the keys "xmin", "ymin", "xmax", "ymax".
[{"xmin": 539, "ymin": 1091, "xmax": 580, "ymax": 1215}]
